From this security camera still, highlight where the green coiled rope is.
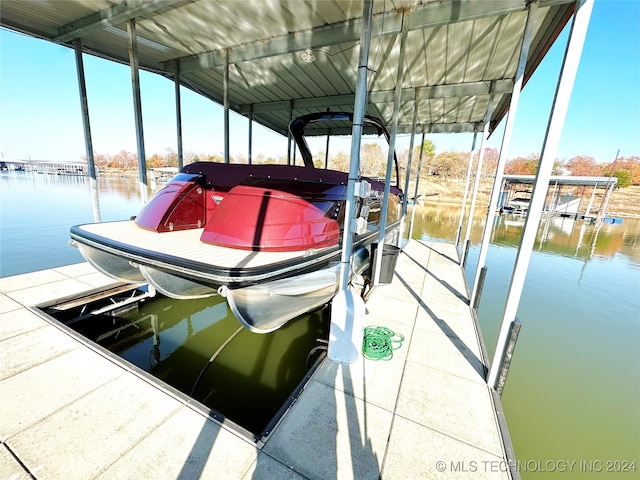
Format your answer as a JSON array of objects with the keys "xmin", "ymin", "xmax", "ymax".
[{"xmin": 361, "ymin": 326, "xmax": 404, "ymax": 360}]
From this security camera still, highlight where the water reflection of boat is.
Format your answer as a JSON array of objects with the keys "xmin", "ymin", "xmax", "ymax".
[
  {"xmin": 503, "ymin": 217, "xmax": 525, "ymax": 227},
  {"xmin": 70, "ymin": 112, "xmax": 403, "ymax": 333},
  {"xmin": 59, "ymin": 291, "xmax": 329, "ymax": 435},
  {"xmin": 407, "ymin": 193, "xmax": 438, "ymax": 205}
]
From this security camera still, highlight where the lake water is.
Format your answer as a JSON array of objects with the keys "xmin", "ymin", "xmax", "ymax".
[{"xmin": 1, "ymin": 171, "xmax": 639, "ymax": 475}]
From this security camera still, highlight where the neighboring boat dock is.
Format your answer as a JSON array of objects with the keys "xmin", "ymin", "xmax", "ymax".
[{"xmin": 1, "ymin": 240, "xmax": 514, "ymax": 479}]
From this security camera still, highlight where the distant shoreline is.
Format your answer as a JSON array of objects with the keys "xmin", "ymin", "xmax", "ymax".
[
  {"xmin": 414, "ymin": 178, "xmax": 640, "ymax": 218},
  {"xmin": 92, "ymin": 169, "xmax": 640, "ymax": 218}
]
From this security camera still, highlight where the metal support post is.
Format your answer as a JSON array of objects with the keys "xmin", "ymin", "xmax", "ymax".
[
  {"xmin": 598, "ymin": 150, "xmax": 619, "ymax": 221},
  {"xmin": 223, "ymin": 48, "xmax": 230, "ymax": 164},
  {"xmin": 287, "ymin": 101, "xmax": 293, "ymax": 165},
  {"xmin": 487, "ymin": 0, "xmax": 594, "ymax": 389},
  {"xmin": 548, "ymin": 184, "xmax": 555, "ymax": 214},
  {"xmin": 293, "ymin": 141, "xmax": 297, "ymax": 166},
  {"xmin": 407, "ymin": 132, "xmax": 426, "ymax": 243},
  {"xmin": 328, "ymin": 0, "xmax": 374, "ymax": 365},
  {"xmin": 338, "ymin": 0, "xmax": 374, "ymax": 292},
  {"xmin": 402, "ymin": 97, "xmax": 420, "ymax": 217},
  {"xmin": 248, "ymin": 104, "xmax": 253, "ymax": 164},
  {"xmin": 373, "ymin": 10, "xmax": 408, "ymax": 286},
  {"xmin": 127, "ymin": 19, "xmax": 148, "ymax": 205},
  {"xmin": 461, "ymin": 95, "xmax": 494, "ymax": 268},
  {"xmin": 173, "ymin": 60, "xmax": 184, "ymax": 170},
  {"xmin": 470, "ymin": 3, "xmax": 536, "ymax": 307},
  {"xmin": 324, "ymin": 129, "xmax": 331, "ymax": 169},
  {"xmin": 599, "ymin": 181, "xmax": 615, "ymax": 221},
  {"xmin": 400, "ymin": 97, "xmax": 419, "ymax": 243},
  {"xmin": 73, "ymin": 39, "xmax": 101, "ymax": 222},
  {"xmin": 455, "ymin": 133, "xmax": 478, "ymax": 247},
  {"xmin": 584, "ymin": 182, "xmax": 597, "ymax": 217}
]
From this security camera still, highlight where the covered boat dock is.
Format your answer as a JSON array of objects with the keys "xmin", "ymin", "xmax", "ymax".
[
  {"xmin": 1, "ymin": 0, "xmax": 597, "ymax": 478},
  {"xmin": 500, "ymin": 174, "xmax": 618, "ymax": 221}
]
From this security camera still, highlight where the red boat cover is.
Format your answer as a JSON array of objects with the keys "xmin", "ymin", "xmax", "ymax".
[
  {"xmin": 200, "ymin": 183, "xmax": 344, "ymax": 252},
  {"xmin": 135, "ymin": 174, "xmax": 206, "ymax": 232}
]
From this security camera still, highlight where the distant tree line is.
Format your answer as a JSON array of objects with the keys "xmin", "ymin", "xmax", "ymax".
[
  {"xmin": 403, "ymin": 143, "xmax": 638, "ymax": 188},
  {"xmin": 501, "ymin": 154, "xmax": 639, "ymax": 188},
  {"xmin": 83, "ymin": 145, "xmax": 639, "ymax": 188}
]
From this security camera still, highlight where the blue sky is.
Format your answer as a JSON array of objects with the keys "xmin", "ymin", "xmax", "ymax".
[{"xmin": 1, "ymin": 0, "xmax": 638, "ymax": 164}]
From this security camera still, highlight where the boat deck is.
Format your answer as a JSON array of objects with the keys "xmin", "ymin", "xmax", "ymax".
[
  {"xmin": 1, "ymin": 240, "xmax": 514, "ymax": 479},
  {"xmin": 75, "ymin": 220, "xmax": 310, "ymax": 268}
]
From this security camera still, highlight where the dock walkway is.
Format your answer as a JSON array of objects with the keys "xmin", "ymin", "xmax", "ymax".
[{"xmin": 1, "ymin": 240, "xmax": 513, "ymax": 479}]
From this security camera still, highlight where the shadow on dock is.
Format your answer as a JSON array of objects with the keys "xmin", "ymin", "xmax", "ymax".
[{"xmin": 395, "ymin": 271, "xmax": 486, "ymax": 379}]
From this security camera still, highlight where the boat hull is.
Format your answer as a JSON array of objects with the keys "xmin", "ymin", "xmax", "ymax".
[
  {"xmin": 138, "ymin": 265, "xmax": 219, "ymax": 299},
  {"xmin": 72, "ymin": 240, "xmax": 146, "ymax": 284},
  {"xmin": 220, "ymin": 245, "xmax": 371, "ymax": 333},
  {"xmin": 70, "ymin": 221, "xmax": 391, "ymax": 332}
]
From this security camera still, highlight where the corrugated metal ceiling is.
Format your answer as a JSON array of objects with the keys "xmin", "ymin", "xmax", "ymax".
[{"xmin": 0, "ymin": 0, "xmax": 576, "ymax": 138}]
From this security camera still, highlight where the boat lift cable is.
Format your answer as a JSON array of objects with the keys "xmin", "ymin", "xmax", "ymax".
[
  {"xmin": 190, "ymin": 326, "xmax": 243, "ymax": 397},
  {"xmin": 361, "ymin": 326, "xmax": 404, "ymax": 360}
]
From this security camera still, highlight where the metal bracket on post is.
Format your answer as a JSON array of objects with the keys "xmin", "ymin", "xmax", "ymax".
[
  {"xmin": 354, "ymin": 180, "xmax": 371, "ymax": 199},
  {"xmin": 472, "ymin": 266, "xmax": 487, "ymax": 310},
  {"xmin": 494, "ymin": 318, "xmax": 522, "ymax": 397},
  {"xmin": 462, "ymin": 239, "xmax": 471, "ymax": 269}
]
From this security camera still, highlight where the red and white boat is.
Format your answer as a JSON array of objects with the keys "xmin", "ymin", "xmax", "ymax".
[{"xmin": 70, "ymin": 112, "xmax": 403, "ymax": 333}]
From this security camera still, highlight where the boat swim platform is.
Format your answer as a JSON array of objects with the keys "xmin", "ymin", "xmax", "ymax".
[{"xmin": 1, "ymin": 240, "xmax": 515, "ymax": 479}]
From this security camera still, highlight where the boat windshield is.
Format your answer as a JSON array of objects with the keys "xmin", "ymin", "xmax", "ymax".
[{"xmin": 289, "ymin": 112, "xmax": 398, "ymax": 188}]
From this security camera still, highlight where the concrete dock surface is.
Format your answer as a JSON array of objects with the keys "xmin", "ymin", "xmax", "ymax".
[{"xmin": 1, "ymin": 240, "xmax": 514, "ymax": 479}]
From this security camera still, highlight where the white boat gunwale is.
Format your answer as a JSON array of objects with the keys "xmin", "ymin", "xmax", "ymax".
[{"xmin": 70, "ymin": 219, "xmax": 400, "ymax": 288}]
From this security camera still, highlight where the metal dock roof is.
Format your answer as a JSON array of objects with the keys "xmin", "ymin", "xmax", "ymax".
[{"xmin": 0, "ymin": 0, "xmax": 575, "ymax": 137}]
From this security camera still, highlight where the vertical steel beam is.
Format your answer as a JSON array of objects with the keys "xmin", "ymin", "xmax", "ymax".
[
  {"xmin": 455, "ymin": 133, "xmax": 478, "ymax": 247},
  {"xmin": 293, "ymin": 141, "xmax": 297, "ymax": 166},
  {"xmin": 599, "ymin": 181, "xmax": 615, "ymax": 221},
  {"xmin": 287, "ymin": 100, "xmax": 293, "ymax": 165},
  {"xmin": 248, "ymin": 104, "xmax": 253, "ymax": 164},
  {"xmin": 73, "ymin": 39, "xmax": 101, "ymax": 222},
  {"xmin": 470, "ymin": 4, "xmax": 537, "ymax": 307},
  {"xmin": 402, "ymin": 97, "xmax": 420, "ymax": 217},
  {"xmin": 584, "ymin": 182, "xmax": 597, "ymax": 217},
  {"xmin": 223, "ymin": 48, "xmax": 230, "ymax": 164},
  {"xmin": 461, "ymin": 95, "xmax": 495, "ymax": 269},
  {"xmin": 324, "ymin": 130, "xmax": 331, "ymax": 169},
  {"xmin": 598, "ymin": 150, "xmax": 619, "ymax": 221},
  {"xmin": 174, "ymin": 60, "xmax": 184, "ymax": 170},
  {"xmin": 400, "ymin": 97, "xmax": 419, "ymax": 244},
  {"xmin": 373, "ymin": 10, "xmax": 408, "ymax": 286},
  {"xmin": 550, "ymin": 181, "xmax": 560, "ymax": 212},
  {"xmin": 487, "ymin": 0, "xmax": 594, "ymax": 389},
  {"xmin": 338, "ymin": 0, "xmax": 374, "ymax": 291},
  {"xmin": 127, "ymin": 18, "xmax": 148, "ymax": 204},
  {"xmin": 407, "ymin": 132, "xmax": 426, "ymax": 243}
]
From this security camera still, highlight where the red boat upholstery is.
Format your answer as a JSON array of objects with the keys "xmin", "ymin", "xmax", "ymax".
[{"xmin": 200, "ymin": 179, "xmax": 346, "ymax": 252}]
